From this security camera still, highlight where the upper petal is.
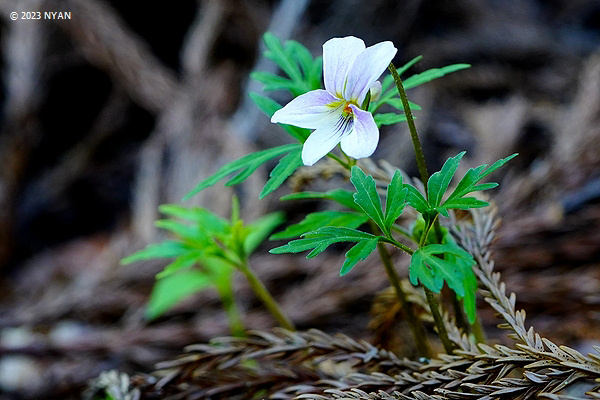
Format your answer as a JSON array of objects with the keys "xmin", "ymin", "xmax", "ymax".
[
  {"xmin": 323, "ymin": 37, "xmax": 365, "ymax": 98},
  {"xmin": 271, "ymin": 89, "xmax": 341, "ymax": 129},
  {"xmin": 344, "ymin": 41, "xmax": 397, "ymax": 104},
  {"xmin": 340, "ymin": 105, "xmax": 379, "ymax": 159}
]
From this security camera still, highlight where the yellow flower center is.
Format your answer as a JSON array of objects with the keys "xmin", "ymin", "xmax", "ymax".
[{"xmin": 342, "ymin": 102, "xmax": 353, "ymax": 117}]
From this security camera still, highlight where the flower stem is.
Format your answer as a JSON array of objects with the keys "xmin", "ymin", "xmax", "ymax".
[
  {"xmin": 377, "ymin": 242, "xmax": 431, "ymax": 357},
  {"xmin": 327, "ymin": 152, "xmax": 350, "ymax": 169},
  {"xmin": 424, "ymin": 286, "xmax": 455, "ymax": 354},
  {"xmin": 389, "ymin": 62, "xmax": 456, "ymax": 353},
  {"xmin": 236, "ymin": 260, "xmax": 296, "ymax": 331},
  {"xmin": 388, "ymin": 63, "xmax": 429, "ymax": 188}
]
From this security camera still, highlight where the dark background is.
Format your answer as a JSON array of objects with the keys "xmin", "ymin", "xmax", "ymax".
[{"xmin": 0, "ymin": 0, "xmax": 599, "ymax": 398}]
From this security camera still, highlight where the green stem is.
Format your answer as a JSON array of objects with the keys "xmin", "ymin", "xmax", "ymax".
[
  {"xmin": 217, "ymin": 282, "xmax": 246, "ymax": 337},
  {"xmin": 327, "ymin": 152, "xmax": 350, "ymax": 169},
  {"xmin": 388, "ymin": 63, "xmax": 429, "ymax": 188},
  {"xmin": 389, "ymin": 62, "xmax": 456, "ymax": 353},
  {"xmin": 419, "ymin": 214, "xmax": 439, "ymax": 248},
  {"xmin": 237, "ymin": 260, "xmax": 296, "ymax": 331},
  {"xmin": 451, "ymin": 294, "xmax": 469, "ymax": 336},
  {"xmin": 470, "ymin": 314, "xmax": 486, "ymax": 344},
  {"xmin": 377, "ymin": 242, "xmax": 431, "ymax": 357},
  {"xmin": 381, "ymin": 237, "xmax": 414, "ymax": 255},
  {"xmin": 424, "ymin": 287, "xmax": 455, "ymax": 354}
]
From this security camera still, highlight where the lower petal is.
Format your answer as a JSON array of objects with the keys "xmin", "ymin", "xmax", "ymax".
[
  {"xmin": 301, "ymin": 124, "xmax": 345, "ymax": 166},
  {"xmin": 340, "ymin": 105, "xmax": 379, "ymax": 159},
  {"xmin": 271, "ymin": 89, "xmax": 340, "ymax": 129}
]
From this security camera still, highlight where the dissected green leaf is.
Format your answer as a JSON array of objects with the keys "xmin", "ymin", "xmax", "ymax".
[
  {"xmin": 280, "ymin": 189, "xmax": 362, "ymax": 212},
  {"xmin": 270, "ymin": 226, "xmax": 381, "ymax": 275},
  {"xmin": 121, "ymin": 241, "xmax": 189, "ymax": 265},
  {"xmin": 384, "ymin": 170, "xmax": 407, "ymax": 231},
  {"xmin": 248, "ymin": 93, "xmax": 310, "ymax": 141},
  {"xmin": 350, "ymin": 166, "xmax": 386, "ymax": 232},
  {"xmin": 251, "ymin": 71, "xmax": 306, "ymax": 94},
  {"xmin": 410, "ymin": 244, "xmax": 474, "ymax": 291},
  {"xmin": 443, "ymin": 242, "xmax": 478, "ymax": 324},
  {"xmin": 270, "ymin": 211, "xmax": 368, "ymax": 240},
  {"xmin": 154, "ymin": 219, "xmax": 198, "ymax": 241},
  {"xmin": 382, "ymin": 98, "xmax": 422, "ymax": 111},
  {"xmin": 427, "ymin": 151, "xmax": 465, "ymax": 208},
  {"xmin": 340, "ymin": 238, "xmax": 378, "ymax": 276},
  {"xmin": 263, "ymin": 32, "xmax": 303, "ymax": 84},
  {"xmin": 145, "ymin": 269, "xmax": 213, "ymax": 320},
  {"xmin": 260, "ymin": 148, "xmax": 303, "ymax": 199},
  {"xmin": 396, "ymin": 55, "xmax": 423, "ymax": 77},
  {"xmin": 404, "ymin": 184, "xmax": 430, "ymax": 214},
  {"xmin": 409, "ymin": 243, "xmax": 477, "ymax": 323},
  {"xmin": 159, "ymin": 204, "xmax": 229, "ymax": 236},
  {"xmin": 438, "ymin": 153, "xmax": 517, "ymax": 216},
  {"xmin": 403, "ymin": 64, "xmax": 471, "ymax": 89},
  {"xmin": 377, "ymin": 55, "xmax": 422, "ymax": 101},
  {"xmin": 244, "ymin": 212, "xmax": 285, "ymax": 255},
  {"xmin": 270, "ymin": 226, "xmax": 378, "ymax": 256},
  {"xmin": 257, "ymin": 33, "xmax": 322, "ymax": 97},
  {"xmin": 374, "ymin": 113, "xmax": 408, "ymax": 128},
  {"xmin": 287, "ymin": 40, "xmax": 322, "ymax": 90},
  {"xmin": 183, "ymin": 143, "xmax": 302, "ymax": 200},
  {"xmin": 156, "ymin": 250, "xmax": 203, "ymax": 279}
]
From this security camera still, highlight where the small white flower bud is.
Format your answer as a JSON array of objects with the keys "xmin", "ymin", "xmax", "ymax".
[{"xmin": 369, "ymin": 81, "xmax": 382, "ymax": 101}]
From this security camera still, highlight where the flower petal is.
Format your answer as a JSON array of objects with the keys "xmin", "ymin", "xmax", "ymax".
[
  {"xmin": 323, "ymin": 37, "xmax": 365, "ymax": 98},
  {"xmin": 344, "ymin": 41, "xmax": 397, "ymax": 104},
  {"xmin": 340, "ymin": 105, "xmax": 379, "ymax": 159},
  {"xmin": 301, "ymin": 108, "xmax": 353, "ymax": 166},
  {"xmin": 271, "ymin": 89, "xmax": 341, "ymax": 129}
]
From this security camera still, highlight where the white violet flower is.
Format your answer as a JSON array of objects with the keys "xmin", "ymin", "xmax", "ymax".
[{"xmin": 271, "ymin": 36, "xmax": 397, "ymax": 166}]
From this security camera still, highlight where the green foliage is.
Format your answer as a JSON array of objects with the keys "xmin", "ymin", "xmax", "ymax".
[
  {"xmin": 280, "ymin": 189, "xmax": 360, "ymax": 211},
  {"xmin": 373, "ymin": 113, "xmax": 408, "ymax": 128},
  {"xmin": 410, "ymin": 216, "xmax": 448, "ymax": 247},
  {"xmin": 402, "ymin": 153, "xmax": 517, "ymax": 218},
  {"xmin": 183, "ymin": 143, "xmax": 302, "ymax": 201},
  {"xmin": 245, "ymin": 212, "xmax": 287, "ymax": 254},
  {"xmin": 260, "ymin": 148, "xmax": 303, "ymax": 199},
  {"xmin": 437, "ymin": 153, "xmax": 518, "ymax": 217},
  {"xmin": 402, "ymin": 64, "xmax": 471, "ymax": 90},
  {"xmin": 120, "ymin": 241, "xmax": 190, "ymax": 264},
  {"xmin": 270, "ymin": 167, "xmax": 408, "ymax": 276},
  {"xmin": 270, "ymin": 227, "xmax": 380, "ymax": 276},
  {"xmin": 145, "ymin": 268, "xmax": 216, "ymax": 320},
  {"xmin": 384, "ymin": 170, "xmax": 408, "ymax": 230},
  {"xmin": 409, "ymin": 242, "xmax": 477, "ymax": 323},
  {"xmin": 121, "ymin": 202, "xmax": 283, "ymax": 323},
  {"xmin": 350, "ymin": 166, "xmax": 407, "ymax": 236},
  {"xmin": 350, "ymin": 166, "xmax": 386, "ymax": 233},
  {"xmin": 369, "ymin": 57, "xmax": 470, "ymax": 126},
  {"xmin": 251, "ymin": 32, "xmax": 323, "ymax": 97},
  {"xmin": 404, "ymin": 184, "xmax": 429, "ymax": 214},
  {"xmin": 270, "ymin": 211, "xmax": 368, "ymax": 240},
  {"xmin": 185, "ymin": 34, "xmax": 325, "ymax": 201},
  {"xmin": 247, "ymin": 93, "xmax": 310, "ymax": 142},
  {"xmin": 427, "ymin": 151, "xmax": 466, "ymax": 208}
]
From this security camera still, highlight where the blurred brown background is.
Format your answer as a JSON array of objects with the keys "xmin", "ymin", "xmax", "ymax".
[{"xmin": 0, "ymin": 0, "xmax": 599, "ymax": 398}]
